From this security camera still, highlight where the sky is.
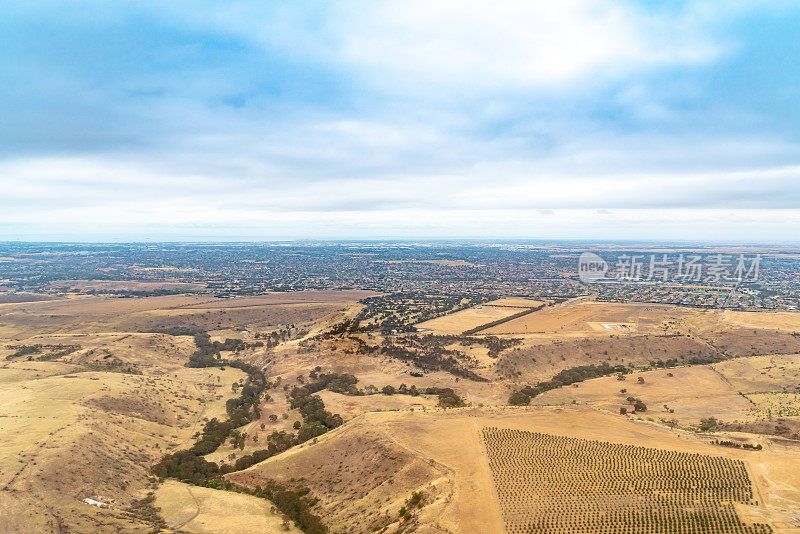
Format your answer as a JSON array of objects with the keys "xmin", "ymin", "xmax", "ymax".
[{"xmin": 2, "ymin": 0, "xmax": 800, "ymax": 242}]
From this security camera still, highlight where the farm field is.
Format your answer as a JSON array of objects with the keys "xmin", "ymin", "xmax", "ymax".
[
  {"xmin": 484, "ymin": 427, "xmax": 771, "ymax": 534},
  {"xmin": 718, "ymin": 310, "xmax": 800, "ymax": 333},
  {"xmin": 231, "ymin": 406, "xmax": 800, "ymax": 534},
  {"xmin": 0, "ymin": 290, "xmax": 367, "ymax": 338},
  {"xmin": 3, "ymin": 285, "xmax": 800, "ymax": 533},
  {"xmin": 484, "ymin": 298, "xmax": 545, "ymax": 308},
  {"xmin": 415, "ymin": 304, "xmax": 523, "ymax": 335},
  {"xmin": 481, "ymin": 301, "xmax": 694, "ymax": 338}
]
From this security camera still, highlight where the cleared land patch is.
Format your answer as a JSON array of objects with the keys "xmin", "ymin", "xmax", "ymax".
[
  {"xmin": 415, "ymin": 305, "xmax": 522, "ymax": 335},
  {"xmin": 483, "ymin": 427, "xmax": 772, "ymax": 534},
  {"xmin": 316, "ymin": 390, "xmax": 437, "ymax": 420},
  {"xmin": 482, "ymin": 301, "xmax": 694, "ymax": 338},
  {"xmin": 534, "ymin": 366, "xmax": 752, "ymax": 424},
  {"xmin": 719, "ymin": 310, "xmax": 800, "ymax": 333},
  {"xmin": 714, "ymin": 354, "xmax": 800, "ymax": 394},
  {"xmin": 484, "ymin": 298, "xmax": 545, "ymax": 308},
  {"xmin": 155, "ymin": 480, "xmax": 299, "ymax": 533}
]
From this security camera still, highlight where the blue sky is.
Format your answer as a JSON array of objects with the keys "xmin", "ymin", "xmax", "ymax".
[{"xmin": 2, "ymin": 1, "xmax": 800, "ymax": 241}]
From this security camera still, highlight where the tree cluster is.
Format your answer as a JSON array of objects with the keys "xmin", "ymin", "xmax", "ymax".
[
  {"xmin": 379, "ymin": 339, "xmax": 488, "ymax": 382},
  {"xmin": 207, "ymin": 479, "xmax": 327, "ymax": 534},
  {"xmin": 152, "ymin": 333, "xmax": 334, "ymax": 532},
  {"xmin": 6, "ymin": 343, "xmax": 80, "ymax": 360},
  {"xmin": 712, "ymin": 439, "xmax": 762, "ymax": 450},
  {"xmin": 508, "ymin": 363, "xmax": 628, "ymax": 405}
]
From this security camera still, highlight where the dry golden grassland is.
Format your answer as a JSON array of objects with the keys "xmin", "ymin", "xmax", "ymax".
[
  {"xmin": 0, "ymin": 355, "xmax": 244, "ymax": 532},
  {"xmin": 714, "ymin": 355, "xmax": 800, "ymax": 393},
  {"xmin": 707, "ymin": 329, "xmax": 800, "ymax": 358},
  {"xmin": 415, "ymin": 305, "xmax": 523, "ymax": 335},
  {"xmin": 120, "ymin": 302, "xmax": 341, "ymax": 335},
  {"xmin": 484, "ymin": 298, "xmax": 545, "ymax": 308},
  {"xmin": 230, "ymin": 405, "xmax": 800, "ymax": 534},
  {"xmin": 3, "ymin": 290, "xmax": 800, "ymax": 533},
  {"xmin": 0, "ymin": 291, "xmax": 369, "ymax": 532},
  {"xmin": 316, "ymin": 389, "xmax": 437, "ymax": 419},
  {"xmin": 482, "ymin": 301, "xmax": 693, "ymax": 337},
  {"xmin": 744, "ymin": 392, "xmax": 800, "ymax": 418},
  {"xmin": 534, "ymin": 365, "xmax": 754, "ymax": 424},
  {"xmin": 176, "ymin": 290, "xmax": 377, "ymax": 308},
  {"xmin": 0, "ymin": 290, "xmax": 372, "ymax": 338},
  {"xmin": 682, "ymin": 310, "xmax": 800, "ymax": 357},
  {"xmin": 229, "ymin": 419, "xmax": 453, "ymax": 534},
  {"xmin": 530, "ymin": 353, "xmax": 799, "ymax": 433},
  {"xmin": 713, "ymin": 355, "xmax": 800, "ymax": 420},
  {"xmin": 46, "ymin": 279, "xmax": 206, "ymax": 292},
  {"xmin": 495, "ymin": 334, "xmax": 716, "ymax": 383},
  {"xmin": 155, "ymin": 480, "xmax": 300, "ymax": 533},
  {"xmin": 479, "ymin": 300, "xmax": 800, "ymax": 344},
  {"xmin": 719, "ymin": 310, "xmax": 800, "ymax": 333}
]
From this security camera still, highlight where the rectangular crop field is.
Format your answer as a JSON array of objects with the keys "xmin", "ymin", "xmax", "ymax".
[
  {"xmin": 485, "ymin": 298, "xmax": 545, "ymax": 308},
  {"xmin": 483, "ymin": 427, "xmax": 772, "ymax": 534},
  {"xmin": 415, "ymin": 305, "xmax": 522, "ymax": 335},
  {"xmin": 481, "ymin": 301, "xmax": 694, "ymax": 337}
]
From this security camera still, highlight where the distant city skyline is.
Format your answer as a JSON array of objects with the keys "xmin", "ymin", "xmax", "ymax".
[{"xmin": 3, "ymin": 1, "xmax": 800, "ymax": 241}]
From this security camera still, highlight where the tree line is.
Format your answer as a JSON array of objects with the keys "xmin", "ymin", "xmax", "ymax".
[
  {"xmin": 151, "ymin": 333, "xmax": 331, "ymax": 533},
  {"xmin": 301, "ymin": 369, "xmax": 466, "ymax": 408},
  {"xmin": 508, "ymin": 362, "xmax": 629, "ymax": 405}
]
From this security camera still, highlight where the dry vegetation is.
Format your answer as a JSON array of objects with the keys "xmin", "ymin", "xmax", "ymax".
[
  {"xmin": 481, "ymin": 301, "xmax": 692, "ymax": 338},
  {"xmin": 0, "ymin": 291, "xmax": 369, "ymax": 338},
  {"xmin": 496, "ymin": 334, "xmax": 717, "ymax": 383},
  {"xmin": 0, "ymin": 357, "xmax": 244, "ymax": 532},
  {"xmin": 484, "ymin": 298, "xmax": 546, "ymax": 308},
  {"xmin": 0, "ymin": 290, "xmax": 367, "ymax": 533},
  {"xmin": 416, "ymin": 305, "xmax": 523, "ymax": 335},
  {"xmin": 3, "ymin": 289, "xmax": 800, "ymax": 533},
  {"xmin": 155, "ymin": 479, "xmax": 301, "ymax": 533},
  {"xmin": 533, "ymin": 365, "xmax": 754, "ymax": 423},
  {"xmin": 229, "ymin": 422, "xmax": 450, "ymax": 534}
]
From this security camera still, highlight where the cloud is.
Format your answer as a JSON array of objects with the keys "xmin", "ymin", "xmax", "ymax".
[
  {"xmin": 330, "ymin": 0, "xmax": 722, "ymax": 93},
  {"xmin": 2, "ymin": 1, "xmax": 800, "ymax": 240}
]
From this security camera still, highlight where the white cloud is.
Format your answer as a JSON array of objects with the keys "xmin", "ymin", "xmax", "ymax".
[
  {"xmin": 149, "ymin": 0, "xmax": 724, "ymax": 93},
  {"xmin": 4, "ymin": 154, "xmax": 800, "ymax": 232},
  {"xmin": 329, "ymin": 0, "xmax": 722, "ymax": 92},
  {"xmin": 2, "ymin": 1, "xmax": 799, "ymax": 241}
]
